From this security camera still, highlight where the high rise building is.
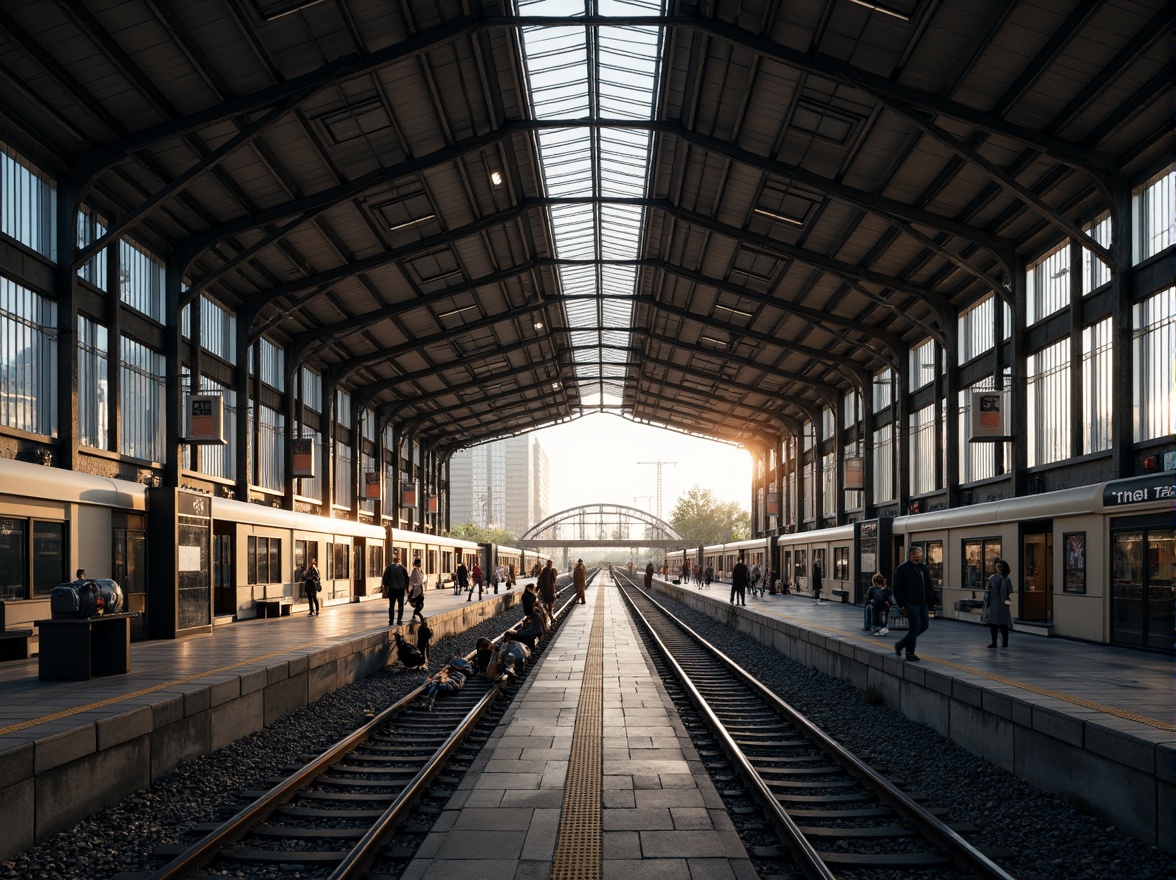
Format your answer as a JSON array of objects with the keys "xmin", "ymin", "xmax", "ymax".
[{"xmin": 448, "ymin": 434, "xmax": 548, "ymax": 537}]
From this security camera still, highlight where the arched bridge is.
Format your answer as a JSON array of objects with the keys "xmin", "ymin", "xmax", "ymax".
[{"xmin": 518, "ymin": 504, "xmax": 684, "ymax": 549}]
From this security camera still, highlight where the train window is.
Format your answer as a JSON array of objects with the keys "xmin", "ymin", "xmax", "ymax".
[
  {"xmin": 961, "ymin": 537, "xmax": 1001, "ymax": 592},
  {"xmin": 813, "ymin": 549, "xmax": 826, "ymax": 579},
  {"xmin": 247, "ymin": 536, "xmax": 257, "ymax": 584},
  {"xmin": 0, "ymin": 518, "xmax": 27, "ymax": 600},
  {"xmin": 794, "ymin": 549, "xmax": 808, "ymax": 580},
  {"xmin": 325, "ymin": 542, "xmax": 334, "ymax": 580},
  {"xmin": 294, "ymin": 540, "xmax": 310, "ymax": 581},
  {"xmin": 32, "ymin": 521, "xmax": 65, "ymax": 597},
  {"xmin": 924, "ymin": 541, "xmax": 944, "ymax": 587},
  {"xmin": 368, "ymin": 545, "xmax": 383, "ymax": 577},
  {"xmin": 833, "ymin": 547, "xmax": 850, "ymax": 580},
  {"xmin": 334, "ymin": 542, "xmax": 350, "ymax": 580}
]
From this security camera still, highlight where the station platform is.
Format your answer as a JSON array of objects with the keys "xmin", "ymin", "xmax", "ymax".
[
  {"xmin": 647, "ymin": 576, "xmax": 1175, "ymax": 852},
  {"xmin": 406, "ymin": 571, "xmax": 757, "ymax": 880},
  {"xmin": 0, "ymin": 581, "xmax": 533, "ymax": 860}
]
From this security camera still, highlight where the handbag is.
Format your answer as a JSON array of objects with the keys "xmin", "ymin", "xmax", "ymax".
[{"xmin": 979, "ymin": 592, "xmax": 991, "ymax": 624}]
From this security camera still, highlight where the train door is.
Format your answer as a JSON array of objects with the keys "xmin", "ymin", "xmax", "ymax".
[
  {"xmin": 1111, "ymin": 516, "xmax": 1175, "ymax": 652},
  {"xmin": 353, "ymin": 539, "xmax": 365, "ymax": 597},
  {"xmin": 211, "ymin": 524, "xmax": 233, "ymax": 616},
  {"xmin": 1020, "ymin": 526, "xmax": 1053, "ymax": 622},
  {"xmin": 781, "ymin": 549, "xmax": 792, "ymax": 591}
]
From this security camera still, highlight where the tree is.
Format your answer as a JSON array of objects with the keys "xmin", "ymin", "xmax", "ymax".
[
  {"xmin": 448, "ymin": 523, "xmax": 517, "ymax": 545},
  {"xmin": 668, "ymin": 486, "xmax": 750, "ymax": 547}
]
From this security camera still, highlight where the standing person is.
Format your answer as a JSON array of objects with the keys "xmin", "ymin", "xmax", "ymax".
[
  {"xmin": 892, "ymin": 547, "xmax": 933, "ymax": 661},
  {"xmin": 731, "ymin": 554, "xmax": 749, "ymax": 606},
  {"xmin": 704, "ymin": 564, "xmax": 713, "ymax": 588},
  {"xmin": 865, "ymin": 573, "xmax": 893, "ymax": 635},
  {"xmin": 303, "ymin": 559, "xmax": 322, "ymax": 616},
  {"xmin": 750, "ymin": 562, "xmax": 762, "ymax": 597},
  {"xmin": 537, "ymin": 559, "xmax": 557, "ymax": 615},
  {"xmin": 983, "ymin": 559, "xmax": 1014, "ymax": 648},
  {"xmin": 469, "ymin": 562, "xmax": 484, "ymax": 602},
  {"xmin": 454, "ymin": 559, "xmax": 469, "ymax": 596},
  {"xmin": 408, "ymin": 557, "xmax": 426, "ymax": 623},
  {"xmin": 811, "ymin": 560, "xmax": 823, "ymax": 604},
  {"xmin": 508, "ymin": 561, "xmax": 516, "ymax": 589},
  {"xmin": 381, "ymin": 551, "xmax": 409, "ymax": 626},
  {"xmin": 573, "ymin": 558, "xmax": 587, "ymax": 604},
  {"xmin": 521, "ymin": 582, "xmax": 538, "ymax": 618},
  {"xmin": 644, "ymin": 561, "xmax": 654, "ymax": 589}
]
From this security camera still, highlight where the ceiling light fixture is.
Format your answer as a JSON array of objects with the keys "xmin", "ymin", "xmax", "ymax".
[
  {"xmin": 753, "ymin": 207, "xmax": 804, "ymax": 227},
  {"xmin": 490, "ymin": 170, "xmax": 503, "ymax": 186},
  {"xmin": 700, "ymin": 335, "xmax": 728, "ymax": 347},
  {"xmin": 845, "ymin": 0, "xmax": 911, "ymax": 21},
  {"xmin": 551, "ymin": 381, "xmax": 561, "ymax": 390},
  {"xmin": 388, "ymin": 213, "xmax": 435, "ymax": 233},
  {"xmin": 438, "ymin": 303, "xmax": 477, "ymax": 319},
  {"xmin": 714, "ymin": 303, "xmax": 755, "ymax": 318},
  {"xmin": 534, "ymin": 321, "xmax": 544, "ymax": 330}
]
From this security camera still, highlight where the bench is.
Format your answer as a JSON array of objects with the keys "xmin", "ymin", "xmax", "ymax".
[
  {"xmin": 0, "ymin": 601, "xmax": 32, "ymax": 662},
  {"xmin": 955, "ymin": 599, "xmax": 984, "ymax": 613},
  {"xmin": 254, "ymin": 597, "xmax": 293, "ymax": 618},
  {"xmin": 831, "ymin": 588, "xmax": 850, "ymax": 603}
]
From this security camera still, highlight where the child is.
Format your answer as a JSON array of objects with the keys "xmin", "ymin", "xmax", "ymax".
[{"xmin": 865, "ymin": 573, "xmax": 894, "ymax": 635}]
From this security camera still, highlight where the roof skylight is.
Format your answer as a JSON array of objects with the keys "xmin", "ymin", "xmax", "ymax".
[{"xmin": 517, "ymin": 0, "xmax": 664, "ymax": 410}]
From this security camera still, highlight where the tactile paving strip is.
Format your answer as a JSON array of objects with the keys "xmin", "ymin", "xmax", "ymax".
[{"xmin": 551, "ymin": 582, "xmax": 605, "ymax": 880}]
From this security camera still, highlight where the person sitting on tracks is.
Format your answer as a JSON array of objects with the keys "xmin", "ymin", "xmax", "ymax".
[
  {"xmin": 423, "ymin": 666, "xmax": 466, "ymax": 710},
  {"xmin": 446, "ymin": 652, "xmax": 475, "ymax": 677},
  {"xmin": 514, "ymin": 614, "xmax": 544, "ymax": 649},
  {"xmin": 498, "ymin": 634, "xmax": 530, "ymax": 678},
  {"xmin": 473, "ymin": 638, "xmax": 502, "ymax": 680},
  {"xmin": 521, "ymin": 582, "xmax": 538, "ymax": 618},
  {"xmin": 394, "ymin": 632, "xmax": 426, "ymax": 669}
]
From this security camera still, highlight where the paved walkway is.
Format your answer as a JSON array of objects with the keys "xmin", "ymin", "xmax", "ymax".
[{"xmin": 406, "ymin": 572, "xmax": 757, "ymax": 880}]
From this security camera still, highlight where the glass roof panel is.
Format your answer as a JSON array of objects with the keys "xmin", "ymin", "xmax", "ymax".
[{"xmin": 517, "ymin": 0, "xmax": 664, "ymax": 412}]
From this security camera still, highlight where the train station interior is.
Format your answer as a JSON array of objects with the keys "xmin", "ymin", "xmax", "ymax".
[{"xmin": 0, "ymin": 1, "xmax": 1172, "ymax": 876}]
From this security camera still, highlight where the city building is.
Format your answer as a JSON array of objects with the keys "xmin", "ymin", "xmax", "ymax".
[{"xmin": 449, "ymin": 435, "xmax": 549, "ymax": 536}]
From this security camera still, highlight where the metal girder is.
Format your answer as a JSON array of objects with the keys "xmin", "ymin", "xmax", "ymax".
[
  {"xmin": 379, "ymin": 345, "xmax": 635, "ymax": 412},
  {"xmin": 687, "ymin": 16, "xmax": 1117, "ymax": 178},
  {"xmin": 647, "ymin": 298, "xmax": 880, "ymax": 381},
  {"xmin": 631, "ymin": 383, "xmax": 794, "ymax": 442},
  {"xmin": 636, "ymin": 346, "xmax": 830, "ymax": 415},
  {"xmin": 521, "ymin": 503, "xmax": 682, "ymax": 542},
  {"xmin": 400, "ymin": 375, "xmax": 587, "ymax": 438},
  {"xmin": 216, "ymin": 201, "xmax": 532, "ymax": 311},
  {"xmin": 79, "ymin": 17, "xmax": 480, "ymax": 169}
]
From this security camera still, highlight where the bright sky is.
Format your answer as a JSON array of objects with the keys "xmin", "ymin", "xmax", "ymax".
[{"xmin": 531, "ymin": 413, "xmax": 752, "ymax": 519}]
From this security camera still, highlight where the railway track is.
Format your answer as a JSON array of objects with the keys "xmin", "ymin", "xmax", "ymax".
[
  {"xmin": 614, "ymin": 572, "xmax": 1017, "ymax": 880},
  {"xmin": 129, "ymin": 579, "xmax": 584, "ymax": 880}
]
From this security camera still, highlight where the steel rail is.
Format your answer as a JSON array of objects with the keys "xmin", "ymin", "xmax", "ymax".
[
  {"xmin": 616, "ymin": 574, "xmax": 1017, "ymax": 880},
  {"xmin": 143, "ymin": 577, "xmax": 586, "ymax": 880}
]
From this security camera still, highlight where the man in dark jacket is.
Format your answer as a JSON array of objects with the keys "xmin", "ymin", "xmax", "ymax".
[
  {"xmin": 381, "ymin": 551, "xmax": 409, "ymax": 626},
  {"xmin": 730, "ymin": 555, "xmax": 749, "ymax": 606},
  {"xmin": 892, "ymin": 546, "xmax": 933, "ymax": 661},
  {"xmin": 537, "ymin": 559, "xmax": 557, "ymax": 615},
  {"xmin": 644, "ymin": 562, "xmax": 654, "ymax": 589}
]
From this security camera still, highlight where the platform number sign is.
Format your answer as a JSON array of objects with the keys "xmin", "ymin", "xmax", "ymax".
[{"xmin": 187, "ymin": 395, "xmax": 225, "ymax": 444}]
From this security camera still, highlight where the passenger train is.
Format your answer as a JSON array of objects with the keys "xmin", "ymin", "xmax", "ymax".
[
  {"xmin": 0, "ymin": 457, "xmax": 532, "ymax": 643},
  {"xmin": 665, "ymin": 472, "xmax": 1174, "ymax": 653}
]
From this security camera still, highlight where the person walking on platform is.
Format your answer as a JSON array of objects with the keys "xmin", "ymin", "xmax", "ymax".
[
  {"xmin": 303, "ymin": 559, "xmax": 322, "ymax": 616},
  {"xmin": 644, "ymin": 561, "xmax": 654, "ymax": 589},
  {"xmin": 983, "ymin": 559, "xmax": 1014, "ymax": 648},
  {"xmin": 455, "ymin": 559, "xmax": 469, "ymax": 596},
  {"xmin": 731, "ymin": 554, "xmax": 749, "ymax": 606},
  {"xmin": 408, "ymin": 557, "xmax": 426, "ymax": 623},
  {"xmin": 573, "ymin": 558, "xmax": 587, "ymax": 604},
  {"xmin": 811, "ymin": 560, "xmax": 823, "ymax": 604},
  {"xmin": 469, "ymin": 563, "xmax": 483, "ymax": 602},
  {"xmin": 537, "ymin": 558, "xmax": 557, "ymax": 616},
  {"xmin": 508, "ymin": 561, "xmax": 517, "ymax": 589},
  {"xmin": 382, "ymin": 552, "xmax": 409, "ymax": 626},
  {"xmin": 704, "ymin": 564, "xmax": 713, "ymax": 588},
  {"xmin": 892, "ymin": 547, "xmax": 933, "ymax": 661}
]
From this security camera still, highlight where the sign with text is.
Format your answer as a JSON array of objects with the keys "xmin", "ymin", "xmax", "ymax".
[
  {"xmin": 400, "ymin": 482, "xmax": 418, "ymax": 509},
  {"xmin": 363, "ymin": 472, "xmax": 381, "ymax": 499},
  {"xmin": 291, "ymin": 439, "xmax": 315, "ymax": 477},
  {"xmin": 186, "ymin": 395, "xmax": 225, "ymax": 444},
  {"xmin": 968, "ymin": 390, "xmax": 1009, "ymax": 440},
  {"xmin": 1102, "ymin": 474, "xmax": 1176, "ymax": 507},
  {"xmin": 844, "ymin": 457, "xmax": 864, "ymax": 491}
]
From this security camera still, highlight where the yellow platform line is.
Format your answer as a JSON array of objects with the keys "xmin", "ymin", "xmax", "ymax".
[
  {"xmin": 785, "ymin": 618, "xmax": 1175, "ymax": 733},
  {"xmin": 551, "ymin": 582, "xmax": 604, "ymax": 880},
  {"xmin": 0, "ymin": 624, "xmax": 391, "ymax": 739}
]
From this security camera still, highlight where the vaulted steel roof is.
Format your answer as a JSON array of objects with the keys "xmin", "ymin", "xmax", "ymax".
[{"xmin": 1, "ymin": 0, "xmax": 1168, "ymax": 456}]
